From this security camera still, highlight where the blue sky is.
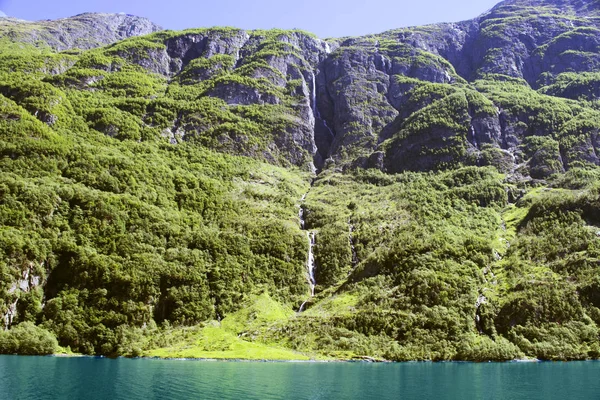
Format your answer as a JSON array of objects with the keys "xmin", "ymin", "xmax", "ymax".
[{"xmin": 0, "ymin": 0, "xmax": 501, "ymax": 38}]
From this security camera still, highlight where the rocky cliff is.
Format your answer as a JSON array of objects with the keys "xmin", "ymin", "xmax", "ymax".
[{"xmin": 9, "ymin": 0, "xmax": 595, "ymax": 181}]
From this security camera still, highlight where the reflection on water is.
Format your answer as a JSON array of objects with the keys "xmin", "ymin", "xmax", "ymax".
[{"xmin": 1, "ymin": 356, "xmax": 599, "ymax": 400}]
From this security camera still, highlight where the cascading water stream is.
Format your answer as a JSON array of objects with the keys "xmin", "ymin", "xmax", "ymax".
[
  {"xmin": 298, "ymin": 194, "xmax": 316, "ymax": 312},
  {"xmin": 307, "ymin": 231, "xmax": 316, "ymax": 297},
  {"xmin": 297, "ymin": 70, "xmax": 330, "ymax": 310},
  {"xmin": 469, "ymin": 125, "xmax": 479, "ymax": 149},
  {"xmin": 311, "ymin": 74, "xmax": 317, "ymax": 115}
]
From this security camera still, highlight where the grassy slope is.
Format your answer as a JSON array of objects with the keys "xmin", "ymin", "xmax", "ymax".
[{"xmin": 144, "ymin": 294, "xmax": 315, "ymax": 361}]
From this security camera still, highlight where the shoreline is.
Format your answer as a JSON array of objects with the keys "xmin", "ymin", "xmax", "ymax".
[
  {"xmin": 7, "ymin": 353, "xmax": 600, "ymax": 363},
  {"xmin": 38, "ymin": 353, "xmax": 560, "ymax": 363}
]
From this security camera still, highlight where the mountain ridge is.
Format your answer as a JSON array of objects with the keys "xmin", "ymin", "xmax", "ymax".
[
  {"xmin": 0, "ymin": 12, "xmax": 162, "ymax": 51},
  {"xmin": 34, "ymin": 0, "xmax": 597, "ymax": 176}
]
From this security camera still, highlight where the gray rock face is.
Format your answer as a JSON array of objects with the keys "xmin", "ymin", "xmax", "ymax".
[
  {"xmin": 164, "ymin": 30, "xmax": 249, "ymax": 73},
  {"xmin": 373, "ymin": 0, "xmax": 600, "ymax": 86},
  {"xmin": 562, "ymin": 133, "xmax": 600, "ymax": 168},
  {"xmin": 3, "ymin": 263, "xmax": 43, "ymax": 329},
  {"xmin": 209, "ymin": 82, "xmax": 281, "ymax": 105},
  {"xmin": 320, "ymin": 45, "xmax": 398, "ymax": 162},
  {"xmin": 308, "ymin": 0, "xmax": 600, "ymax": 174},
  {"xmin": 107, "ymin": 28, "xmax": 330, "ymax": 169},
  {"xmin": 0, "ymin": 12, "xmax": 162, "ymax": 51}
]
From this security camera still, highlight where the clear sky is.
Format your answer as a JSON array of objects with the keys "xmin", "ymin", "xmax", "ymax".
[{"xmin": 0, "ymin": 0, "xmax": 502, "ymax": 38}]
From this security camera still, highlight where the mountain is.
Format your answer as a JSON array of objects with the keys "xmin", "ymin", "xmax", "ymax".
[
  {"xmin": 0, "ymin": 12, "xmax": 162, "ymax": 51},
  {"xmin": 1, "ymin": 0, "xmax": 600, "ymax": 361}
]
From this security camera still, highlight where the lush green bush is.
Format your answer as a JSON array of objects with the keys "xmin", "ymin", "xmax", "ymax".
[{"xmin": 0, "ymin": 322, "xmax": 59, "ymax": 355}]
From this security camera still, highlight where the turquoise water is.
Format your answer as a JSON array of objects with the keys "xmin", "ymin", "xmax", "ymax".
[{"xmin": 1, "ymin": 356, "xmax": 599, "ymax": 399}]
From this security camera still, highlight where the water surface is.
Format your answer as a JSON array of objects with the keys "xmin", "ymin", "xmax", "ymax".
[{"xmin": 1, "ymin": 356, "xmax": 599, "ymax": 399}]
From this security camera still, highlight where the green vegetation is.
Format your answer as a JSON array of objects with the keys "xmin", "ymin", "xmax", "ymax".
[
  {"xmin": 144, "ymin": 293, "xmax": 314, "ymax": 360},
  {"xmin": 0, "ymin": 41, "xmax": 315, "ymax": 355},
  {"xmin": 539, "ymin": 72, "xmax": 600, "ymax": 101},
  {"xmin": 267, "ymin": 168, "xmax": 510, "ymax": 361},
  {"xmin": 2, "ymin": 5, "xmax": 600, "ymax": 362},
  {"xmin": 0, "ymin": 322, "xmax": 58, "ymax": 355}
]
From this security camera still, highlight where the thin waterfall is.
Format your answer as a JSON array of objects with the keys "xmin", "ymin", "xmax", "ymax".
[
  {"xmin": 307, "ymin": 231, "xmax": 316, "ymax": 297},
  {"xmin": 470, "ymin": 125, "xmax": 478, "ymax": 149},
  {"xmin": 298, "ymin": 193, "xmax": 316, "ymax": 312},
  {"xmin": 298, "ymin": 300, "xmax": 308, "ymax": 313},
  {"xmin": 311, "ymin": 73, "xmax": 317, "ymax": 115}
]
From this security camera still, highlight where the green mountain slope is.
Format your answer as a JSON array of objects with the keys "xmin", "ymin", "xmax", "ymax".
[{"xmin": 1, "ymin": 1, "xmax": 600, "ymax": 361}]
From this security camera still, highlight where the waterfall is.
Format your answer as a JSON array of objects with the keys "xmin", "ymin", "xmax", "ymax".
[
  {"xmin": 475, "ymin": 294, "xmax": 487, "ymax": 308},
  {"xmin": 298, "ymin": 231, "xmax": 316, "ymax": 312},
  {"xmin": 470, "ymin": 125, "xmax": 478, "ymax": 149},
  {"xmin": 297, "ymin": 193, "xmax": 317, "ymax": 312},
  {"xmin": 307, "ymin": 231, "xmax": 316, "ymax": 297},
  {"xmin": 298, "ymin": 301, "xmax": 308, "ymax": 313},
  {"xmin": 321, "ymin": 119, "xmax": 335, "ymax": 141},
  {"xmin": 310, "ymin": 72, "xmax": 318, "ymax": 117}
]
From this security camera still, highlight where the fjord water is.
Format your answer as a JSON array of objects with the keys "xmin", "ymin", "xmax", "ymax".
[{"xmin": 1, "ymin": 357, "xmax": 600, "ymax": 400}]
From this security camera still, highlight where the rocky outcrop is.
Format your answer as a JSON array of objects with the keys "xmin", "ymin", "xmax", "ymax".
[
  {"xmin": 315, "ymin": 0, "xmax": 600, "ymax": 174},
  {"xmin": 0, "ymin": 13, "xmax": 162, "ymax": 51},
  {"xmin": 3, "ymin": 263, "xmax": 43, "ymax": 329},
  {"xmin": 109, "ymin": 29, "xmax": 332, "ymax": 169}
]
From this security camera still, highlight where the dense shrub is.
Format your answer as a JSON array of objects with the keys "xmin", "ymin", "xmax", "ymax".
[{"xmin": 0, "ymin": 322, "xmax": 59, "ymax": 355}]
